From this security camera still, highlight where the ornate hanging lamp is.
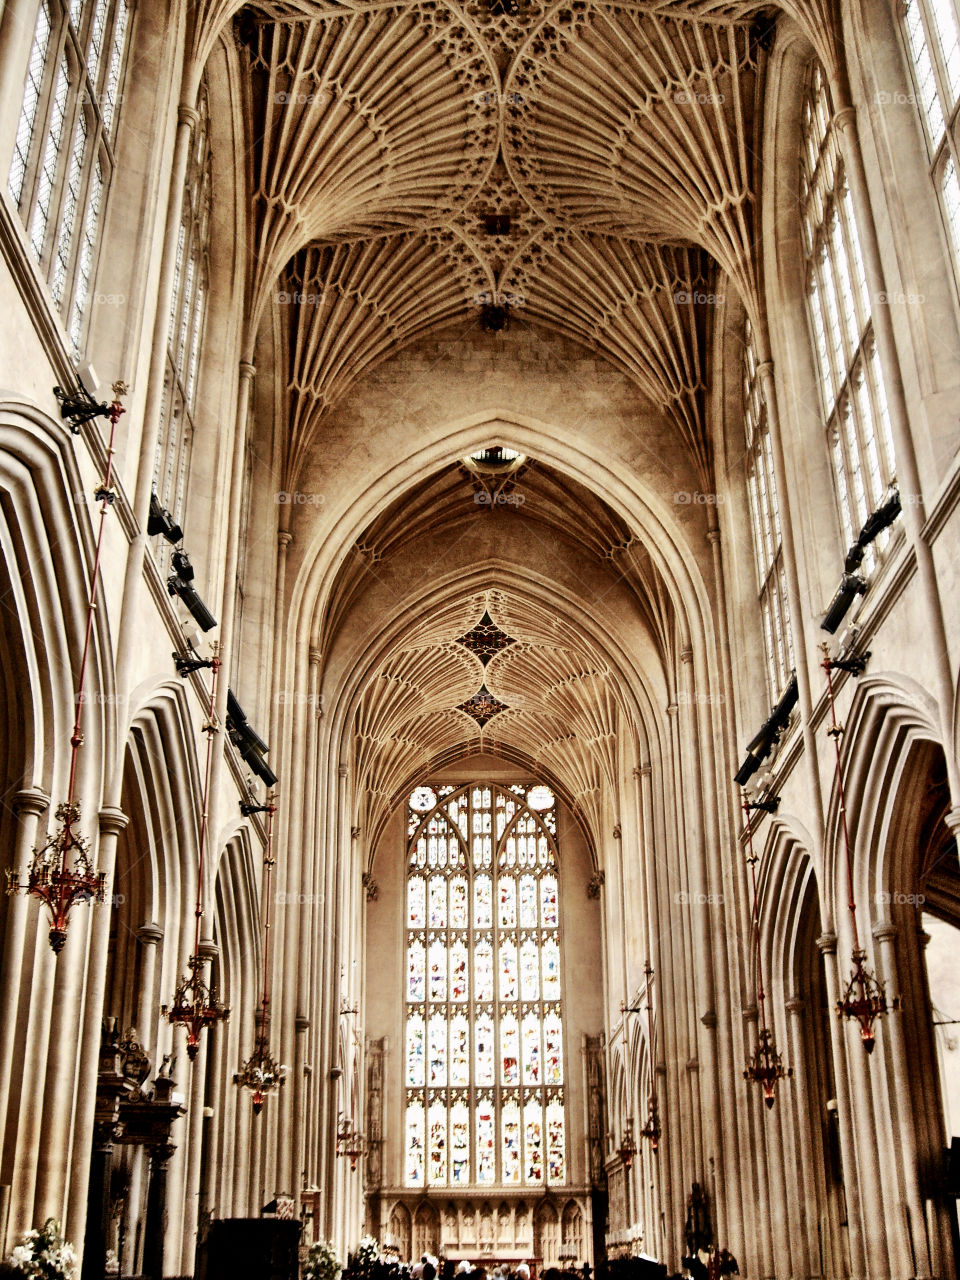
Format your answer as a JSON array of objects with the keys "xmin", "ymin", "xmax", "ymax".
[
  {"xmin": 640, "ymin": 1094, "xmax": 661, "ymax": 1152},
  {"xmin": 235, "ymin": 792, "xmax": 286, "ymax": 1113},
  {"xmin": 334, "ymin": 974, "xmax": 365, "ymax": 1170},
  {"xmin": 617, "ymin": 1117, "xmax": 637, "ymax": 1169},
  {"xmin": 6, "ymin": 383, "xmax": 127, "ymax": 952},
  {"xmin": 741, "ymin": 795, "xmax": 792, "ymax": 1106},
  {"xmin": 163, "ymin": 646, "xmax": 229, "ymax": 1056},
  {"xmin": 821, "ymin": 647, "xmax": 899, "ymax": 1052}
]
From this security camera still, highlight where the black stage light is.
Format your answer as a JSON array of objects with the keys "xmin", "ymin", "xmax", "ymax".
[
  {"xmin": 821, "ymin": 573, "xmax": 866, "ymax": 634},
  {"xmin": 858, "ymin": 487, "xmax": 901, "ymax": 547},
  {"xmin": 171, "ymin": 549, "xmax": 194, "ymax": 581},
  {"xmin": 148, "ymin": 492, "xmax": 183, "ymax": 544},
  {"xmin": 167, "ymin": 574, "xmax": 217, "ymax": 631}
]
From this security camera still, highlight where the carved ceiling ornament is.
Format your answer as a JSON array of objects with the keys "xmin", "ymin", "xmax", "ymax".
[{"xmin": 351, "ymin": 588, "xmax": 623, "ymax": 850}]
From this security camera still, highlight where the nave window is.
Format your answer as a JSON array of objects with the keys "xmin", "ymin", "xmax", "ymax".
[
  {"xmin": 799, "ymin": 61, "xmax": 896, "ymax": 568},
  {"xmin": 404, "ymin": 782, "xmax": 566, "ymax": 1189},
  {"xmin": 8, "ymin": 0, "xmax": 131, "ymax": 357}
]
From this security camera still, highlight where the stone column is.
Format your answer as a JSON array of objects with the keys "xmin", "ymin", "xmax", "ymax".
[
  {"xmin": 784, "ymin": 996, "xmax": 816, "ymax": 1280},
  {"xmin": 179, "ymin": 937, "xmax": 216, "ymax": 1274},
  {"xmin": 817, "ymin": 932, "xmax": 866, "ymax": 1277},
  {"xmin": 873, "ymin": 920, "xmax": 935, "ymax": 1279},
  {"xmin": 0, "ymin": 785, "xmax": 49, "ymax": 1188},
  {"xmin": 143, "ymin": 1141, "xmax": 176, "ymax": 1280},
  {"xmin": 65, "ymin": 805, "xmax": 128, "ymax": 1253}
]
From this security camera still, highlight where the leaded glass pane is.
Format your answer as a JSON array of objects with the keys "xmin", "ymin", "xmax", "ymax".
[
  {"xmin": 408, "ymin": 877, "xmax": 425, "ymax": 928},
  {"xmin": 403, "ymin": 782, "xmax": 565, "ymax": 1187},
  {"xmin": 406, "ymin": 1102, "xmax": 425, "ymax": 1185},
  {"xmin": 800, "ymin": 60, "xmax": 896, "ymax": 574}
]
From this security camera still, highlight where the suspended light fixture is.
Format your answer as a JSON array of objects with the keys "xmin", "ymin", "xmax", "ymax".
[
  {"xmin": 163, "ymin": 645, "xmax": 229, "ymax": 1056},
  {"xmin": 618, "ymin": 1118, "xmax": 637, "ymax": 1169},
  {"xmin": 741, "ymin": 795, "xmax": 792, "ymax": 1106},
  {"xmin": 821, "ymin": 647, "xmax": 899, "ymax": 1052},
  {"xmin": 235, "ymin": 792, "xmax": 286, "ymax": 1113},
  {"xmin": 6, "ymin": 383, "xmax": 127, "ymax": 952},
  {"xmin": 336, "ymin": 1112, "xmax": 366, "ymax": 1171},
  {"xmin": 640, "ymin": 1096, "xmax": 661, "ymax": 1152}
]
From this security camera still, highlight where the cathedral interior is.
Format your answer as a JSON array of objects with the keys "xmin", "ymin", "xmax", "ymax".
[{"xmin": 1, "ymin": 0, "xmax": 960, "ymax": 1277}]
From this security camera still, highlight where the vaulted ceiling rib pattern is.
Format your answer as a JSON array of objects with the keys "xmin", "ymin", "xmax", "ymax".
[
  {"xmin": 242, "ymin": 8, "xmax": 498, "ymax": 325},
  {"xmin": 351, "ymin": 590, "xmax": 626, "ymax": 848}
]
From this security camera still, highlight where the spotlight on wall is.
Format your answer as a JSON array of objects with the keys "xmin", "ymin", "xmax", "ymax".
[
  {"xmin": 858, "ymin": 486, "xmax": 901, "ymax": 547},
  {"xmin": 167, "ymin": 574, "xmax": 217, "ymax": 631},
  {"xmin": 171, "ymin": 549, "xmax": 194, "ymax": 581},
  {"xmin": 226, "ymin": 691, "xmax": 278, "ymax": 786},
  {"xmin": 821, "ymin": 573, "xmax": 867, "ymax": 634},
  {"xmin": 770, "ymin": 673, "xmax": 798, "ymax": 731},
  {"xmin": 147, "ymin": 492, "xmax": 183, "ymax": 544}
]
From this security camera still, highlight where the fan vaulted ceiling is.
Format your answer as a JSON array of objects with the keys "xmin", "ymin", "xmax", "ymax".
[
  {"xmin": 232, "ymin": 0, "xmax": 843, "ymax": 494},
  {"xmin": 227, "ymin": 0, "xmax": 838, "ymax": 837}
]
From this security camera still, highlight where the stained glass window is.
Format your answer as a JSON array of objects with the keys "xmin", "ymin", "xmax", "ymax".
[
  {"xmin": 7, "ymin": 0, "xmax": 130, "ymax": 358},
  {"xmin": 799, "ymin": 62, "xmax": 896, "ymax": 572},
  {"xmin": 902, "ymin": 0, "xmax": 960, "ymax": 290},
  {"xmin": 742, "ymin": 318, "xmax": 794, "ymax": 702},
  {"xmin": 404, "ymin": 782, "xmax": 566, "ymax": 1187},
  {"xmin": 152, "ymin": 74, "xmax": 211, "ymax": 564}
]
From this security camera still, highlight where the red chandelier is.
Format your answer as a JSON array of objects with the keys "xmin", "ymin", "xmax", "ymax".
[
  {"xmin": 163, "ymin": 644, "xmax": 229, "ymax": 1056},
  {"xmin": 618, "ymin": 1118, "xmax": 637, "ymax": 1169},
  {"xmin": 235, "ymin": 792, "xmax": 286, "ymax": 1113},
  {"xmin": 336, "ymin": 1112, "xmax": 366, "ymax": 1171},
  {"xmin": 640, "ymin": 1095, "xmax": 661, "ymax": 1151},
  {"xmin": 6, "ymin": 383, "xmax": 127, "ymax": 952},
  {"xmin": 741, "ymin": 795, "xmax": 792, "ymax": 1106},
  {"xmin": 821, "ymin": 647, "xmax": 899, "ymax": 1052}
]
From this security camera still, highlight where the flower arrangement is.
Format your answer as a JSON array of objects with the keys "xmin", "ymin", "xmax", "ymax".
[
  {"xmin": 303, "ymin": 1239, "xmax": 343, "ymax": 1280},
  {"xmin": 6, "ymin": 1219, "xmax": 76, "ymax": 1280},
  {"xmin": 352, "ymin": 1236, "xmax": 381, "ymax": 1273}
]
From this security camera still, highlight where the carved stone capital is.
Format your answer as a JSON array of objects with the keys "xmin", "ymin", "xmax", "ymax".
[
  {"xmin": 11, "ymin": 788, "xmax": 50, "ymax": 818},
  {"xmin": 816, "ymin": 931, "xmax": 837, "ymax": 956},
  {"xmin": 98, "ymin": 805, "xmax": 129, "ymax": 836},
  {"xmin": 137, "ymin": 922, "xmax": 164, "ymax": 947}
]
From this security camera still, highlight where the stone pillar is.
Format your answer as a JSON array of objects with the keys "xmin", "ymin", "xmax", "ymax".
[
  {"xmin": 0, "ymin": 785, "xmax": 49, "ymax": 1203},
  {"xmin": 873, "ymin": 920, "xmax": 935, "ymax": 1279},
  {"xmin": 817, "ymin": 932, "xmax": 866, "ymax": 1278},
  {"xmin": 65, "ymin": 805, "xmax": 129, "ymax": 1252},
  {"xmin": 143, "ymin": 1141, "xmax": 176, "ymax": 1280}
]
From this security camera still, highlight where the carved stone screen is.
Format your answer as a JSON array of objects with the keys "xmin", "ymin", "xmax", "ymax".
[{"xmin": 403, "ymin": 782, "xmax": 565, "ymax": 1189}]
